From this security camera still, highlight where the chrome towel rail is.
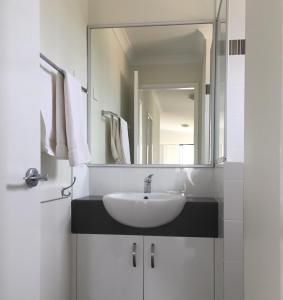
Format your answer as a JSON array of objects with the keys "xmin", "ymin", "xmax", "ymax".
[{"xmin": 40, "ymin": 53, "xmax": 88, "ymax": 94}]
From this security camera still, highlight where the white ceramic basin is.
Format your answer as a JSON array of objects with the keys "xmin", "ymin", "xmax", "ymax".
[{"xmin": 102, "ymin": 192, "xmax": 186, "ymax": 228}]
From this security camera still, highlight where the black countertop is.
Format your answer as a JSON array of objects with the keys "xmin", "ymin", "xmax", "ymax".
[{"xmin": 71, "ymin": 196, "xmax": 218, "ymax": 238}]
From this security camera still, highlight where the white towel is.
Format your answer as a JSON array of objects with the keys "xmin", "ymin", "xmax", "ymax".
[
  {"xmin": 110, "ymin": 115, "xmax": 120, "ymax": 163},
  {"xmin": 109, "ymin": 115, "xmax": 131, "ymax": 164},
  {"xmin": 64, "ymin": 72, "xmax": 90, "ymax": 166},
  {"xmin": 40, "ymin": 62, "xmax": 56, "ymax": 156},
  {"xmin": 119, "ymin": 118, "xmax": 131, "ymax": 164},
  {"xmin": 55, "ymin": 72, "xmax": 68, "ymax": 159}
]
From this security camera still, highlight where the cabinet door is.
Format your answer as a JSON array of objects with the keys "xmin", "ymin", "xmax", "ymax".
[
  {"xmin": 144, "ymin": 237, "xmax": 214, "ymax": 300},
  {"xmin": 77, "ymin": 234, "xmax": 143, "ymax": 300}
]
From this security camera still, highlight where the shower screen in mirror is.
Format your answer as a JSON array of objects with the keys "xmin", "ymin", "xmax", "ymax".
[{"xmin": 88, "ymin": 23, "xmax": 214, "ymax": 166}]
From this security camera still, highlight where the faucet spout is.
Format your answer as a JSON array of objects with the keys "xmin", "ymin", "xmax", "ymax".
[{"xmin": 144, "ymin": 174, "xmax": 154, "ymax": 193}]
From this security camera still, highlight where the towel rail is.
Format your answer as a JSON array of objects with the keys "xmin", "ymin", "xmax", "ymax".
[
  {"xmin": 101, "ymin": 110, "xmax": 119, "ymax": 118},
  {"xmin": 40, "ymin": 53, "xmax": 88, "ymax": 94}
]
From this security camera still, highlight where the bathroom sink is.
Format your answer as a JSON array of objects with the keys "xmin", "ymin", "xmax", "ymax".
[{"xmin": 102, "ymin": 192, "xmax": 186, "ymax": 228}]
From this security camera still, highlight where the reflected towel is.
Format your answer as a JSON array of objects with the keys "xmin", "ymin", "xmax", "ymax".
[
  {"xmin": 55, "ymin": 72, "xmax": 68, "ymax": 159},
  {"xmin": 110, "ymin": 115, "xmax": 120, "ymax": 163},
  {"xmin": 64, "ymin": 72, "xmax": 90, "ymax": 166},
  {"xmin": 119, "ymin": 118, "xmax": 131, "ymax": 164},
  {"xmin": 40, "ymin": 62, "xmax": 56, "ymax": 156}
]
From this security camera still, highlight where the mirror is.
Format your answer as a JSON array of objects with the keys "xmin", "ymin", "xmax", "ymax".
[
  {"xmin": 88, "ymin": 23, "xmax": 214, "ymax": 166},
  {"xmin": 215, "ymin": 0, "xmax": 227, "ymax": 162}
]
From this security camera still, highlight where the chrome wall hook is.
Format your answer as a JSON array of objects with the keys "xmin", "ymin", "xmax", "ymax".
[{"xmin": 61, "ymin": 177, "xmax": 76, "ymax": 197}]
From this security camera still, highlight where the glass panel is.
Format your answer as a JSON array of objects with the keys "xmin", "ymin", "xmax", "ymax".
[{"xmin": 215, "ymin": 0, "xmax": 227, "ymax": 162}]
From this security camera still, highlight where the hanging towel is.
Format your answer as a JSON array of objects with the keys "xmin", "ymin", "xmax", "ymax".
[
  {"xmin": 110, "ymin": 115, "xmax": 120, "ymax": 163},
  {"xmin": 40, "ymin": 62, "xmax": 56, "ymax": 156},
  {"xmin": 55, "ymin": 72, "xmax": 68, "ymax": 159},
  {"xmin": 119, "ymin": 118, "xmax": 131, "ymax": 164},
  {"xmin": 64, "ymin": 72, "xmax": 90, "ymax": 166}
]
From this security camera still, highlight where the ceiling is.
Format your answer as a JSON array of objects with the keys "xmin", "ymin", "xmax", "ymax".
[
  {"xmin": 124, "ymin": 24, "xmax": 212, "ymax": 65},
  {"xmin": 88, "ymin": 0, "xmax": 217, "ymax": 25},
  {"xmin": 112, "ymin": 23, "xmax": 212, "ymax": 65},
  {"xmin": 153, "ymin": 89, "xmax": 195, "ymax": 133}
]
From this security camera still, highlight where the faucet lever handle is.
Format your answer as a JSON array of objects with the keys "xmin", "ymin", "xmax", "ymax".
[{"xmin": 144, "ymin": 174, "xmax": 154, "ymax": 182}]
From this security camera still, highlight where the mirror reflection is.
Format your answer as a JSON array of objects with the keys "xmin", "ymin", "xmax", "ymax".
[
  {"xmin": 89, "ymin": 24, "xmax": 214, "ymax": 165},
  {"xmin": 215, "ymin": 0, "xmax": 227, "ymax": 162}
]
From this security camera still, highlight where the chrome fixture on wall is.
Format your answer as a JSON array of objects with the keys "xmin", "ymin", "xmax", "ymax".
[
  {"xmin": 61, "ymin": 177, "xmax": 77, "ymax": 197},
  {"xmin": 23, "ymin": 168, "xmax": 48, "ymax": 187}
]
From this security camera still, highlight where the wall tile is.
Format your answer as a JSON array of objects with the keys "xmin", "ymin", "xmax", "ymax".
[
  {"xmin": 89, "ymin": 167, "xmax": 215, "ymax": 197},
  {"xmin": 73, "ymin": 165, "xmax": 90, "ymax": 199},
  {"xmin": 224, "ymin": 180, "xmax": 243, "ymax": 220},
  {"xmin": 89, "ymin": 167, "xmax": 122, "ymax": 195},
  {"xmin": 227, "ymin": 56, "xmax": 245, "ymax": 87},
  {"xmin": 228, "ymin": 0, "xmax": 246, "ymax": 39},
  {"xmin": 224, "ymin": 163, "xmax": 244, "ymax": 180},
  {"xmin": 215, "ymin": 238, "xmax": 224, "ymax": 300},
  {"xmin": 224, "ymin": 221, "xmax": 243, "ymax": 261},
  {"xmin": 224, "ymin": 260, "xmax": 243, "ymax": 300}
]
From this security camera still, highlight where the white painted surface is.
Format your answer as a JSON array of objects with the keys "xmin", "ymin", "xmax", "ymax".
[
  {"xmin": 138, "ymin": 63, "xmax": 202, "ymax": 86},
  {"xmin": 226, "ymin": 0, "xmax": 245, "ymax": 163},
  {"xmin": 144, "ymin": 236, "xmax": 214, "ymax": 300},
  {"xmin": 90, "ymin": 28, "xmax": 133, "ymax": 164},
  {"xmin": 88, "ymin": 0, "xmax": 216, "ymax": 25},
  {"xmin": 245, "ymin": 0, "xmax": 282, "ymax": 299},
  {"xmin": 40, "ymin": 0, "xmax": 89, "ymax": 199},
  {"xmin": 77, "ymin": 235, "xmax": 143, "ymax": 300},
  {"xmin": 213, "ymin": 166, "xmax": 224, "ymax": 300},
  {"xmin": 223, "ymin": 163, "xmax": 244, "ymax": 300},
  {"xmin": 222, "ymin": 0, "xmax": 246, "ymax": 298},
  {"xmin": 40, "ymin": 2, "xmax": 89, "ymax": 300},
  {"xmin": 89, "ymin": 167, "xmax": 215, "ymax": 197},
  {"xmin": 40, "ymin": 198, "xmax": 75, "ymax": 300},
  {"xmin": 226, "ymin": 56, "xmax": 245, "ymax": 163},
  {"xmin": 227, "ymin": 0, "xmax": 246, "ymax": 39},
  {"xmin": 0, "ymin": 1, "xmax": 40, "ymax": 299}
]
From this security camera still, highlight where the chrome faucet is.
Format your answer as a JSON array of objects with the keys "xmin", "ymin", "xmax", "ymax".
[{"xmin": 144, "ymin": 174, "xmax": 154, "ymax": 193}]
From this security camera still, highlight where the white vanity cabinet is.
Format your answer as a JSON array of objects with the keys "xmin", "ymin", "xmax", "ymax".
[
  {"xmin": 77, "ymin": 235, "xmax": 214, "ymax": 300},
  {"xmin": 143, "ymin": 236, "xmax": 214, "ymax": 300},
  {"xmin": 77, "ymin": 235, "xmax": 143, "ymax": 300}
]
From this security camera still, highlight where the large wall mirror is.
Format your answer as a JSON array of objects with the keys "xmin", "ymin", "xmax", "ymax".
[{"xmin": 88, "ymin": 23, "xmax": 214, "ymax": 166}]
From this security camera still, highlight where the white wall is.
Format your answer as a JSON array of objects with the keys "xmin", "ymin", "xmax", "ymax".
[
  {"xmin": 244, "ymin": 0, "xmax": 282, "ymax": 299},
  {"xmin": 90, "ymin": 29, "xmax": 133, "ymax": 164},
  {"xmin": 222, "ymin": 0, "xmax": 246, "ymax": 299},
  {"xmin": 40, "ymin": 1, "xmax": 89, "ymax": 300},
  {"xmin": 90, "ymin": 167, "xmax": 214, "ymax": 197},
  {"xmin": 40, "ymin": 0, "xmax": 89, "ymax": 199},
  {"xmin": 140, "ymin": 90, "xmax": 161, "ymax": 164},
  {"xmin": 138, "ymin": 63, "xmax": 203, "ymax": 86},
  {"xmin": 213, "ymin": 165, "xmax": 224, "ymax": 300},
  {"xmin": 88, "ymin": 0, "xmax": 216, "ymax": 25},
  {"xmin": 226, "ymin": 0, "xmax": 245, "ymax": 163}
]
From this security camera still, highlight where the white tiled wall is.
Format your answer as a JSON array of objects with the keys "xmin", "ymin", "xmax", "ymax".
[
  {"xmin": 89, "ymin": 167, "xmax": 215, "ymax": 197},
  {"xmin": 213, "ymin": 165, "xmax": 224, "ymax": 300},
  {"xmin": 223, "ymin": 0, "xmax": 246, "ymax": 299},
  {"xmin": 226, "ymin": 56, "xmax": 245, "ymax": 163},
  {"xmin": 223, "ymin": 163, "xmax": 244, "ymax": 300}
]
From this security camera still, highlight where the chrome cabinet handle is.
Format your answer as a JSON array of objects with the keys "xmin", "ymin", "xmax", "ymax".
[
  {"xmin": 151, "ymin": 243, "xmax": 155, "ymax": 268},
  {"xmin": 23, "ymin": 168, "xmax": 48, "ymax": 188},
  {"xmin": 132, "ymin": 243, "xmax": 137, "ymax": 267}
]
